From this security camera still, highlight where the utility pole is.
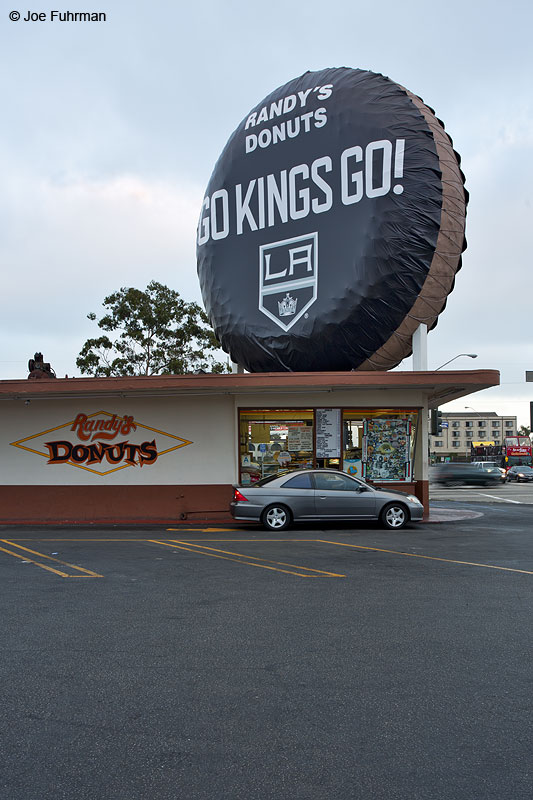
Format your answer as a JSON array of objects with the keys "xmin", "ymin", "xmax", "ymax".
[{"xmin": 526, "ymin": 373, "xmax": 533, "ymax": 430}]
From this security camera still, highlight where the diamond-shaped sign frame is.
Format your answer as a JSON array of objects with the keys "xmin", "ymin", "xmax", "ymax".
[{"xmin": 10, "ymin": 410, "xmax": 192, "ymax": 475}]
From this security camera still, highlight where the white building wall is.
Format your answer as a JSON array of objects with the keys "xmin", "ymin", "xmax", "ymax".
[
  {"xmin": 1, "ymin": 388, "xmax": 425, "ymax": 486},
  {"xmin": 1, "ymin": 396, "xmax": 236, "ymax": 486},
  {"xmin": 234, "ymin": 388, "xmax": 425, "ymax": 409}
]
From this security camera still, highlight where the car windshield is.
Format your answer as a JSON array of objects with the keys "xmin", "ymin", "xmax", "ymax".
[{"xmin": 514, "ymin": 467, "xmax": 533, "ymax": 473}]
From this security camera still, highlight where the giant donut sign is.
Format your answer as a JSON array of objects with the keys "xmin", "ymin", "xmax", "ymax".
[{"xmin": 197, "ymin": 68, "xmax": 467, "ymax": 372}]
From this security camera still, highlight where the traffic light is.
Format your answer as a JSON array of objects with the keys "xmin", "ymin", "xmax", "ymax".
[{"xmin": 430, "ymin": 409, "xmax": 443, "ymax": 435}]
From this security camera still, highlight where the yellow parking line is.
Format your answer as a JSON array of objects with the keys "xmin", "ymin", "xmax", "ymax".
[
  {"xmin": 161, "ymin": 538, "xmax": 322, "ymax": 543},
  {"xmin": 4, "ymin": 537, "xmax": 320, "ymax": 542},
  {"xmin": 166, "ymin": 528, "xmax": 242, "ymax": 533},
  {"xmin": 0, "ymin": 540, "xmax": 103, "ymax": 577},
  {"xmin": 167, "ymin": 540, "xmax": 344, "ymax": 575},
  {"xmin": 149, "ymin": 540, "xmax": 345, "ymax": 578},
  {"xmin": 317, "ymin": 540, "xmax": 533, "ymax": 575},
  {"xmin": 0, "ymin": 545, "xmax": 72, "ymax": 577}
]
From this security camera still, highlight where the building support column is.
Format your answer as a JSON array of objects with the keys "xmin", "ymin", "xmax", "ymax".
[{"xmin": 412, "ymin": 323, "xmax": 428, "ymax": 371}]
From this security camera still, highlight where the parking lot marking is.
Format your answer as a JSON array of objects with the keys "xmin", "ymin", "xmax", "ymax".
[
  {"xmin": 0, "ymin": 540, "xmax": 103, "ymax": 577},
  {"xmin": 317, "ymin": 540, "xmax": 533, "ymax": 575},
  {"xmin": 480, "ymin": 494, "xmax": 522, "ymax": 504},
  {"xmin": 2, "ymin": 539, "xmax": 162, "ymax": 542},
  {"xmin": 149, "ymin": 540, "xmax": 345, "ymax": 578},
  {"xmin": 0, "ymin": 544, "xmax": 72, "ymax": 577},
  {"xmin": 166, "ymin": 528, "xmax": 242, "ymax": 532}
]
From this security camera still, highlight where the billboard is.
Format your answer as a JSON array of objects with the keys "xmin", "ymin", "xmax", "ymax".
[{"xmin": 197, "ymin": 68, "xmax": 467, "ymax": 372}]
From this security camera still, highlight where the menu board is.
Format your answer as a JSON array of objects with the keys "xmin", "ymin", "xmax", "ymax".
[
  {"xmin": 288, "ymin": 425, "xmax": 313, "ymax": 451},
  {"xmin": 316, "ymin": 408, "xmax": 341, "ymax": 458}
]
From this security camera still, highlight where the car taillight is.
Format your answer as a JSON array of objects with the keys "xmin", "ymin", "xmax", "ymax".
[{"xmin": 234, "ymin": 489, "xmax": 249, "ymax": 502}]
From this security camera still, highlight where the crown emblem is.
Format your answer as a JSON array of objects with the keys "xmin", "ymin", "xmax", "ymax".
[{"xmin": 278, "ymin": 293, "xmax": 297, "ymax": 316}]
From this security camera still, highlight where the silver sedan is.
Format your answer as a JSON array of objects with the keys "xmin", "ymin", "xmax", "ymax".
[{"xmin": 230, "ymin": 469, "xmax": 424, "ymax": 531}]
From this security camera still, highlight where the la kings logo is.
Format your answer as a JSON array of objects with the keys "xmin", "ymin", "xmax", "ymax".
[{"xmin": 258, "ymin": 232, "xmax": 318, "ymax": 331}]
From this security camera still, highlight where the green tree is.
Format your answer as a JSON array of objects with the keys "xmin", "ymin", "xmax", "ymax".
[
  {"xmin": 76, "ymin": 281, "xmax": 228, "ymax": 376},
  {"xmin": 518, "ymin": 425, "xmax": 531, "ymax": 437}
]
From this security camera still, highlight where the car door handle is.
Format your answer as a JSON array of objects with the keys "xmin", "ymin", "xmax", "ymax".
[{"xmin": 319, "ymin": 495, "xmax": 327, "ymax": 499}]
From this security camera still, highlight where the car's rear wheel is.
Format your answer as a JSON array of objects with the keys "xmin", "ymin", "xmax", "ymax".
[
  {"xmin": 380, "ymin": 503, "xmax": 408, "ymax": 530},
  {"xmin": 262, "ymin": 504, "xmax": 291, "ymax": 532},
  {"xmin": 445, "ymin": 480, "xmax": 464, "ymax": 488}
]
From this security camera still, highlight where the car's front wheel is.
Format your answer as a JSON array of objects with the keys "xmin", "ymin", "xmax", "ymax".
[
  {"xmin": 262, "ymin": 504, "xmax": 292, "ymax": 532},
  {"xmin": 380, "ymin": 503, "xmax": 408, "ymax": 530}
]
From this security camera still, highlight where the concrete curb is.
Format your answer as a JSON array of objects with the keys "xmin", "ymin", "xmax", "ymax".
[{"xmin": 0, "ymin": 508, "xmax": 483, "ymax": 529}]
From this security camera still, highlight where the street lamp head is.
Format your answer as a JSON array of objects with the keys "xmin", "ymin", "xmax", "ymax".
[{"xmin": 435, "ymin": 353, "xmax": 478, "ymax": 370}]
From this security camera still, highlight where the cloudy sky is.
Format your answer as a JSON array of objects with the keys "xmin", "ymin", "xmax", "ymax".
[{"xmin": 1, "ymin": 0, "xmax": 532, "ymax": 424}]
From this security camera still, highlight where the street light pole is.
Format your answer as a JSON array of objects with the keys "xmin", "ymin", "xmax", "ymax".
[{"xmin": 464, "ymin": 406, "xmax": 482, "ymax": 460}]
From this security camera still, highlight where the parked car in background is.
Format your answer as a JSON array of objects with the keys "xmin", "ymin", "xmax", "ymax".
[
  {"xmin": 230, "ymin": 469, "xmax": 424, "ymax": 531},
  {"xmin": 432, "ymin": 462, "xmax": 501, "ymax": 488},
  {"xmin": 506, "ymin": 465, "xmax": 533, "ymax": 483},
  {"xmin": 471, "ymin": 462, "xmax": 506, "ymax": 482}
]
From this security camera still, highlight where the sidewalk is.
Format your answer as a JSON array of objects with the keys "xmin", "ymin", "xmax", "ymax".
[{"xmin": 424, "ymin": 506, "xmax": 483, "ymax": 523}]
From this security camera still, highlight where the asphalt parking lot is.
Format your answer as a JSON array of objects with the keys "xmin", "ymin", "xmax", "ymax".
[{"xmin": 1, "ymin": 504, "xmax": 533, "ymax": 799}]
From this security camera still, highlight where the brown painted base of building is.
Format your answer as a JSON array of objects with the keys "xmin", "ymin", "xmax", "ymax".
[
  {"xmin": 0, "ymin": 480, "xmax": 430, "ymax": 525},
  {"xmin": 0, "ymin": 485, "xmax": 234, "ymax": 525}
]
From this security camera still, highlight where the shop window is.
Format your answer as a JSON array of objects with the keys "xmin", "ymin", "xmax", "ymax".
[
  {"xmin": 343, "ymin": 409, "xmax": 418, "ymax": 482},
  {"xmin": 239, "ymin": 408, "xmax": 419, "ymax": 486},
  {"xmin": 239, "ymin": 409, "xmax": 314, "ymax": 484}
]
